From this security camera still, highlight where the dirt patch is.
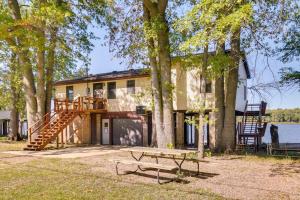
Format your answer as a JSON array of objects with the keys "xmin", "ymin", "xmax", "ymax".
[
  {"xmin": 76, "ymin": 151, "xmax": 300, "ymax": 200},
  {"xmin": 2, "ymin": 147, "xmax": 300, "ymax": 200}
]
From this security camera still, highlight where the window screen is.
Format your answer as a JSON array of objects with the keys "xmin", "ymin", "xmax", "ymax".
[
  {"xmin": 205, "ymin": 81, "xmax": 212, "ymax": 93},
  {"xmin": 127, "ymin": 80, "xmax": 135, "ymax": 94},
  {"xmin": 107, "ymin": 82, "xmax": 116, "ymax": 99},
  {"xmin": 66, "ymin": 86, "xmax": 74, "ymax": 101}
]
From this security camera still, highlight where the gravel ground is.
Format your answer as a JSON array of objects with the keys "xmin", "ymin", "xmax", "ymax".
[
  {"xmin": 4, "ymin": 146, "xmax": 300, "ymax": 200},
  {"xmin": 76, "ymin": 149, "xmax": 300, "ymax": 200}
]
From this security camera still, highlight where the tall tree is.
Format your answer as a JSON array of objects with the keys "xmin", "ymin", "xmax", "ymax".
[
  {"xmin": 0, "ymin": 0, "xmax": 109, "ymax": 132},
  {"xmin": 108, "ymin": 0, "xmax": 177, "ymax": 147},
  {"xmin": 0, "ymin": 45, "xmax": 24, "ymax": 140},
  {"xmin": 176, "ymin": 0, "xmax": 253, "ymax": 151},
  {"xmin": 143, "ymin": 3, "xmax": 162, "ymax": 147},
  {"xmin": 143, "ymin": 0, "xmax": 175, "ymax": 147}
]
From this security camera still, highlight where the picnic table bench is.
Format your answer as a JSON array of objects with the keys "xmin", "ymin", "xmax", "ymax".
[
  {"xmin": 110, "ymin": 147, "xmax": 205, "ymax": 184},
  {"xmin": 267, "ymin": 143, "xmax": 300, "ymax": 157},
  {"xmin": 110, "ymin": 159, "xmax": 178, "ymax": 184}
]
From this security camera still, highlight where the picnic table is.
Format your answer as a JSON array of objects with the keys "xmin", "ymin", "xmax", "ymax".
[
  {"xmin": 120, "ymin": 147, "xmax": 200, "ymax": 174},
  {"xmin": 111, "ymin": 147, "xmax": 201, "ymax": 184}
]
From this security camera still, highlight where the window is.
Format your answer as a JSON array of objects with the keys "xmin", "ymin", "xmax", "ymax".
[
  {"xmin": 93, "ymin": 83, "xmax": 104, "ymax": 98},
  {"xmin": 107, "ymin": 82, "xmax": 116, "ymax": 99},
  {"xmin": 66, "ymin": 86, "xmax": 74, "ymax": 101},
  {"xmin": 205, "ymin": 80, "xmax": 212, "ymax": 93},
  {"xmin": 127, "ymin": 80, "xmax": 135, "ymax": 94}
]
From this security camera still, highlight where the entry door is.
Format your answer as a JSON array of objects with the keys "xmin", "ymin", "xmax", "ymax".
[
  {"xmin": 102, "ymin": 119, "xmax": 110, "ymax": 145},
  {"xmin": 3, "ymin": 120, "xmax": 8, "ymax": 136},
  {"xmin": 185, "ymin": 115, "xmax": 197, "ymax": 147}
]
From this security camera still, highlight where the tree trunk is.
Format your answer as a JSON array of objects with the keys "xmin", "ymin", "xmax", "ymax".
[
  {"xmin": 143, "ymin": 0, "xmax": 174, "ymax": 148},
  {"xmin": 36, "ymin": 49, "xmax": 46, "ymax": 121},
  {"xmin": 198, "ymin": 44, "xmax": 209, "ymax": 158},
  {"xmin": 8, "ymin": 54, "xmax": 20, "ymax": 140},
  {"xmin": 21, "ymin": 54, "xmax": 38, "ymax": 129},
  {"xmin": 156, "ymin": 5, "xmax": 175, "ymax": 148},
  {"xmin": 8, "ymin": 0, "xmax": 38, "ymax": 129},
  {"xmin": 221, "ymin": 29, "xmax": 241, "ymax": 151},
  {"xmin": 214, "ymin": 43, "xmax": 226, "ymax": 152},
  {"xmin": 143, "ymin": 2, "xmax": 165, "ymax": 148},
  {"xmin": 45, "ymin": 27, "xmax": 58, "ymax": 114},
  {"xmin": 151, "ymin": 110, "xmax": 157, "ymax": 147},
  {"xmin": 37, "ymin": 1, "xmax": 47, "ymax": 120},
  {"xmin": 9, "ymin": 105, "xmax": 19, "ymax": 141}
]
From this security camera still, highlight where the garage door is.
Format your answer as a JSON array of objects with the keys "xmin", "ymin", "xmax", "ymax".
[{"xmin": 113, "ymin": 119, "xmax": 143, "ymax": 146}]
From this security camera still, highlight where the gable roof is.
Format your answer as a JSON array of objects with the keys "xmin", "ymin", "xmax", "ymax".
[{"xmin": 54, "ymin": 68, "xmax": 150, "ymax": 86}]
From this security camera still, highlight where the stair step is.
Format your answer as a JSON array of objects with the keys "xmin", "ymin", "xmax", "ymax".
[
  {"xmin": 37, "ymin": 135, "xmax": 51, "ymax": 138},
  {"xmin": 24, "ymin": 111, "xmax": 78, "ymax": 151},
  {"xmin": 23, "ymin": 147, "xmax": 38, "ymax": 151}
]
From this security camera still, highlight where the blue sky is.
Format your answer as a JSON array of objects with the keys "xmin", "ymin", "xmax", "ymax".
[{"xmin": 88, "ymin": 28, "xmax": 299, "ymax": 109}]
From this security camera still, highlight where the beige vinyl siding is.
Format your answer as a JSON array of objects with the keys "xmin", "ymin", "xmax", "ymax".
[
  {"xmin": 54, "ymin": 77, "xmax": 152, "ymax": 112},
  {"xmin": 54, "ymin": 58, "xmax": 247, "ymax": 112}
]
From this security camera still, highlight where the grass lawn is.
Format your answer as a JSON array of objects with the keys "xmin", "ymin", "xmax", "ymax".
[
  {"xmin": 0, "ymin": 154, "xmax": 223, "ymax": 200},
  {"xmin": 0, "ymin": 139, "xmax": 27, "ymax": 151}
]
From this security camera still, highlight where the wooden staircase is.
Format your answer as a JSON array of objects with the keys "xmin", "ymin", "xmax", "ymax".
[
  {"xmin": 236, "ymin": 101, "xmax": 268, "ymax": 152},
  {"xmin": 24, "ymin": 111, "xmax": 79, "ymax": 151},
  {"xmin": 24, "ymin": 96, "xmax": 107, "ymax": 151}
]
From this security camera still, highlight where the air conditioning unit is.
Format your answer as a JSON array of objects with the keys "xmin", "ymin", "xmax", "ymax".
[{"xmin": 136, "ymin": 106, "xmax": 146, "ymax": 115}]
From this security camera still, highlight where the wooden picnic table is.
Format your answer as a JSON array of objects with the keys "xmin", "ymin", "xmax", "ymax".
[{"xmin": 120, "ymin": 147, "xmax": 200, "ymax": 174}]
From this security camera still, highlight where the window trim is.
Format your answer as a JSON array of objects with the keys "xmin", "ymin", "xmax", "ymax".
[
  {"xmin": 127, "ymin": 80, "xmax": 135, "ymax": 94},
  {"xmin": 66, "ymin": 86, "xmax": 74, "ymax": 101},
  {"xmin": 107, "ymin": 82, "xmax": 116, "ymax": 99},
  {"xmin": 93, "ymin": 83, "xmax": 104, "ymax": 98},
  {"xmin": 205, "ymin": 81, "xmax": 212, "ymax": 93}
]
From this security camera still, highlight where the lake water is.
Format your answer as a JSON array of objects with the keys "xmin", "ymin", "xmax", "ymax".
[{"xmin": 262, "ymin": 124, "xmax": 300, "ymax": 143}]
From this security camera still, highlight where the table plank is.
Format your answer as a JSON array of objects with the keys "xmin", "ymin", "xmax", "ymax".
[{"xmin": 120, "ymin": 147, "xmax": 198, "ymax": 156}]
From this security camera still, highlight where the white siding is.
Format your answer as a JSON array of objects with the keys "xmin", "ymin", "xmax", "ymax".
[
  {"xmin": 0, "ymin": 111, "xmax": 10, "ymax": 120},
  {"xmin": 235, "ymin": 59, "xmax": 248, "ymax": 112}
]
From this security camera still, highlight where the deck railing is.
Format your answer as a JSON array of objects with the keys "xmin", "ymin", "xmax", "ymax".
[
  {"xmin": 28, "ymin": 111, "xmax": 61, "ymax": 144},
  {"xmin": 54, "ymin": 96, "xmax": 107, "ymax": 112},
  {"xmin": 27, "ymin": 96, "xmax": 107, "ymax": 143}
]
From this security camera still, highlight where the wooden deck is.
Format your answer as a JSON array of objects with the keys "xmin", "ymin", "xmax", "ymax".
[
  {"xmin": 25, "ymin": 96, "xmax": 107, "ymax": 151},
  {"xmin": 54, "ymin": 96, "xmax": 107, "ymax": 113}
]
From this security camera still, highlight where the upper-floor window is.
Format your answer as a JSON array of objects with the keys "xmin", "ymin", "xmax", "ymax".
[
  {"xmin": 127, "ymin": 80, "xmax": 135, "ymax": 94},
  {"xmin": 93, "ymin": 83, "xmax": 104, "ymax": 98},
  {"xmin": 200, "ymin": 79, "xmax": 212, "ymax": 93},
  {"xmin": 205, "ymin": 81, "xmax": 212, "ymax": 93},
  {"xmin": 107, "ymin": 82, "xmax": 116, "ymax": 99},
  {"xmin": 66, "ymin": 86, "xmax": 74, "ymax": 101}
]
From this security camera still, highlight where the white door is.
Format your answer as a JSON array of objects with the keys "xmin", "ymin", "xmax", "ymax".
[{"xmin": 102, "ymin": 119, "xmax": 110, "ymax": 145}]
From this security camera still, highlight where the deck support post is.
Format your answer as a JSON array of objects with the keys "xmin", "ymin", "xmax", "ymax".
[
  {"xmin": 61, "ymin": 131, "xmax": 64, "ymax": 148},
  {"xmin": 56, "ymin": 136, "xmax": 59, "ymax": 149}
]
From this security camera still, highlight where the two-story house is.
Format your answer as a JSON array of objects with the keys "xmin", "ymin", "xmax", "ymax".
[{"xmin": 24, "ymin": 54, "xmax": 251, "ymax": 151}]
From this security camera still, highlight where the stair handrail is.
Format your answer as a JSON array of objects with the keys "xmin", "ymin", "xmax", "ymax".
[
  {"xmin": 38, "ymin": 111, "xmax": 64, "ymax": 134},
  {"xmin": 241, "ymin": 100, "xmax": 248, "ymax": 135},
  {"xmin": 28, "ymin": 112, "xmax": 54, "ymax": 143},
  {"xmin": 37, "ymin": 96, "xmax": 82, "ymax": 145},
  {"xmin": 28, "ymin": 96, "xmax": 107, "ymax": 145},
  {"xmin": 40, "ymin": 110, "xmax": 67, "ymax": 146},
  {"xmin": 35, "ymin": 112, "xmax": 60, "ymax": 143}
]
